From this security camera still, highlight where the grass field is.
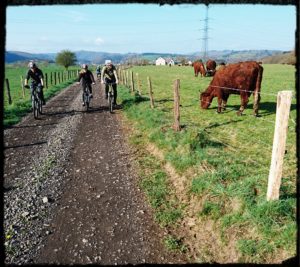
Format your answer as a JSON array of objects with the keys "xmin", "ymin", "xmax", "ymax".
[
  {"xmin": 4, "ymin": 63, "xmax": 79, "ymax": 126},
  {"xmin": 118, "ymin": 64, "xmax": 297, "ymax": 263}
]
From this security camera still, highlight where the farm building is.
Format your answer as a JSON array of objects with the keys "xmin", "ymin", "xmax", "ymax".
[
  {"xmin": 155, "ymin": 57, "xmax": 166, "ymax": 65},
  {"xmin": 155, "ymin": 57, "xmax": 175, "ymax": 66},
  {"xmin": 165, "ymin": 58, "xmax": 175, "ymax": 66}
]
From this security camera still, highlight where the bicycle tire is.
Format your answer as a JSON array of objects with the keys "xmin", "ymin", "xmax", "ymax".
[
  {"xmin": 109, "ymin": 94, "xmax": 113, "ymax": 113},
  {"xmin": 38, "ymin": 97, "xmax": 43, "ymax": 115},
  {"xmin": 34, "ymin": 96, "xmax": 39, "ymax": 119},
  {"xmin": 84, "ymin": 87, "xmax": 90, "ymax": 111},
  {"xmin": 85, "ymin": 97, "xmax": 89, "ymax": 111}
]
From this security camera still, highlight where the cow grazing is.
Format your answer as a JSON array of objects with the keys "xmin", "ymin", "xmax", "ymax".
[
  {"xmin": 193, "ymin": 61, "xmax": 206, "ymax": 77},
  {"xmin": 205, "ymin": 59, "xmax": 217, "ymax": 76},
  {"xmin": 200, "ymin": 61, "xmax": 263, "ymax": 116}
]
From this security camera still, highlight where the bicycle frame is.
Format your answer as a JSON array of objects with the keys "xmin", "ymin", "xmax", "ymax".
[
  {"xmin": 105, "ymin": 82, "xmax": 116, "ymax": 113},
  {"xmin": 30, "ymin": 83, "xmax": 42, "ymax": 119},
  {"xmin": 83, "ymin": 84, "xmax": 91, "ymax": 111}
]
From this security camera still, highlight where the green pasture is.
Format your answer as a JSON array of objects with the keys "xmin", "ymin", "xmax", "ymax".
[
  {"xmin": 3, "ymin": 63, "xmax": 79, "ymax": 126},
  {"xmin": 118, "ymin": 64, "xmax": 296, "ymax": 263}
]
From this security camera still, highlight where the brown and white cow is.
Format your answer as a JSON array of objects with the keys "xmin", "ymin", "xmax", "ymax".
[
  {"xmin": 193, "ymin": 61, "xmax": 206, "ymax": 77},
  {"xmin": 200, "ymin": 61, "xmax": 263, "ymax": 116}
]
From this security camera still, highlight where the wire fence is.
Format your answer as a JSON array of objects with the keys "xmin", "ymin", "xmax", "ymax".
[
  {"xmin": 117, "ymin": 65, "xmax": 296, "ymax": 201},
  {"xmin": 4, "ymin": 69, "xmax": 79, "ymax": 105}
]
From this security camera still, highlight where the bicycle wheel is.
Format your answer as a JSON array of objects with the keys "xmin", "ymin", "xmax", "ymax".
[
  {"xmin": 34, "ymin": 95, "xmax": 39, "ymax": 119},
  {"xmin": 84, "ymin": 90, "xmax": 89, "ymax": 111},
  {"xmin": 109, "ymin": 93, "xmax": 113, "ymax": 113},
  {"xmin": 38, "ymin": 95, "xmax": 43, "ymax": 115}
]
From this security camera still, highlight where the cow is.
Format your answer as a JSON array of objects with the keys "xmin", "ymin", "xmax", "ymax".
[
  {"xmin": 205, "ymin": 59, "xmax": 217, "ymax": 76},
  {"xmin": 200, "ymin": 61, "xmax": 263, "ymax": 116},
  {"xmin": 193, "ymin": 61, "xmax": 206, "ymax": 77}
]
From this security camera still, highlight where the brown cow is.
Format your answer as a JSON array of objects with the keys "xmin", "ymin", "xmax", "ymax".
[
  {"xmin": 193, "ymin": 61, "xmax": 206, "ymax": 77},
  {"xmin": 205, "ymin": 59, "xmax": 217, "ymax": 76},
  {"xmin": 200, "ymin": 61, "xmax": 263, "ymax": 116}
]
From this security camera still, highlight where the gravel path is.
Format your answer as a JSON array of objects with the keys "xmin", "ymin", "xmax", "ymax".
[{"xmin": 4, "ymin": 80, "xmax": 187, "ymax": 264}]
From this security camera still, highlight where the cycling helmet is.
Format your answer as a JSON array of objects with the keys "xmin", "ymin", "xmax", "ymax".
[
  {"xmin": 105, "ymin": 60, "xmax": 112, "ymax": 65},
  {"xmin": 82, "ymin": 64, "xmax": 88, "ymax": 69},
  {"xmin": 28, "ymin": 61, "xmax": 36, "ymax": 68}
]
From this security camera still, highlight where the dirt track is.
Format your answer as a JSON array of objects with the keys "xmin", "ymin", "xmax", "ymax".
[{"xmin": 4, "ymin": 79, "xmax": 187, "ymax": 264}]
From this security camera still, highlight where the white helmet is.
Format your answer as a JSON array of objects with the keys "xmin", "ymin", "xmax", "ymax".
[
  {"xmin": 105, "ymin": 60, "xmax": 112, "ymax": 65},
  {"xmin": 82, "ymin": 64, "xmax": 88, "ymax": 69},
  {"xmin": 28, "ymin": 61, "xmax": 36, "ymax": 68}
]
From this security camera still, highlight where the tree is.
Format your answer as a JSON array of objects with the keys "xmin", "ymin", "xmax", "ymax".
[{"xmin": 55, "ymin": 50, "xmax": 77, "ymax": 70}]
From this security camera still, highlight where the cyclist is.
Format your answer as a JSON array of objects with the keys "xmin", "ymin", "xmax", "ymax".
[
  {"xmin": 96, "ymin": 65, "xmax": 102, "ymax": 79},
  {"xmin": 24, "ymin": 61, "xmax": 46, "ymax": 105},
  {"xmin": 101, "ymin": 60, "xmax": 119, "ymax": 105},
  {"xmin": 77, "ymin": 64, "xmax": 95, "ymax": 106}
]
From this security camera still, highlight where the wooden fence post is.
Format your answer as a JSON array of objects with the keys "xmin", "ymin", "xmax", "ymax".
[
  {"xmin": 131, "ymin": 71, "xmax": 135, "ymax": 92},
  {"xmin": 147, "ymin": 76, "xmax": 154, "ymax": 109},
  {"xmin": 136, "ymin": 73, "xmax": 142, "ymax": 95},
  {"xmin": 124, "ymin": 71, "xmax": 127, "ymax": 87},
  {"xmin": 58, "ymin": 72, "xmax": 61, "ymax": 84},
  {"xmin": 21, "ymin": 75, "xmax": 25, "ymax": 98},
  {"xmin": 267, "ymin": 90, "xmax": 293, "ymax": 201},
  {"xmin": 45, "ymin": 73, "xmax": 48, "ymax": 89},
  {"xmin": 173, "ymin": 79, "xmax": 181, "ymax": 131},
  {"xmin": 127, "ymin": 71, "xmax": 129, "ymax": 87},
  {"xmin": 5, "ymin": 79, "xmax": 12, "ymax": 105},
  {"xmin": 54, "ymin": 72, "xmax": 57, "ymax": 85}
]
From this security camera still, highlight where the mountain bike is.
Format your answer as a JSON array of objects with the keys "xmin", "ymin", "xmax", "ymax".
[
  {"xmin": 26, "ymin": 83, "xmax": 43, "ymax": 119},
  {"xmin": 83, "ymin": 84, "xmax": 93, "ymax": 111},
  {"xmin": 105, "ymin": 82, "xmax": 116, "ymax": 113},
  {"xmin": 96, "ymin": 71, "xmax": 101, "ymax": 81}
]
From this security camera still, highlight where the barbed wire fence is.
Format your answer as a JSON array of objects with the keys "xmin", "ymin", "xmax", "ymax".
[{"xmin": 117, "ymin": 65, "xmax": 295, "ymax": 202}]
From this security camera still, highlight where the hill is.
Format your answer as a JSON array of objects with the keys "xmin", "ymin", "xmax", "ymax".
[
  {"xmin": 5, "ymin": 50, "xmax": 285, "ymax": 65},
  {"xmin": 261, "ymin": 50, "xmax": 295, "ymax": 65}
]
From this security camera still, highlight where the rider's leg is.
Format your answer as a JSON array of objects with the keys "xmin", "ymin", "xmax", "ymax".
[
  {"xmin": 88, "ymin": 84, "xmax": 92, "ymax": 94},
  {"xmin": 88, "ymin": 84, "xmax": 93, "ymax": 98},
  {"xmin": 39, "ymin": 86, "xmax": 46, "ymax": 105},
  {"xmin": 82, "ymin": 85, "xmax": 85, "ymax": 105},
  {"xmin": 105, "ymin": 84, "xmax": 109, "ymax": 99}
]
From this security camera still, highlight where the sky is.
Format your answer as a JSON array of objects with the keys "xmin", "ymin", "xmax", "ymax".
[{"xmin": 5, "ymin": 3, "xmax": 296, "ymax": 54}]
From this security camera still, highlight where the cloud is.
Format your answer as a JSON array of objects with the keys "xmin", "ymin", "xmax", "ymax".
[
  {"xmin": 94, "ymin": 37, "xmax": 104, "ymax": 45},
  {"xmin": 55, "ymin": 10, "xmax": 87, "ymax": 23},
  {"xmin": 39, "ymin": 36, "xmax": 49, "ymax": 41}
]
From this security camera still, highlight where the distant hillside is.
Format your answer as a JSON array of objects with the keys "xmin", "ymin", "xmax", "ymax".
[
  {"xmin": 261, "ymin": 50, "xmax": 295, "ymax": 65},
  {"xmin": 5, "ymin": 51, "xmax": 56, "ymax": 63},
  {"xmin": 6, "ymin": 49, "xmax": 285, "ymax": 65},
  {"xmin": 190, "ymin": 50, "xmax": 282, "ymax": 63}
]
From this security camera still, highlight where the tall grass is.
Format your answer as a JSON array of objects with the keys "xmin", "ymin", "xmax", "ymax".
[{"xmin": 118, "ymin": 64, "xmax": 296, "ymax": 262}]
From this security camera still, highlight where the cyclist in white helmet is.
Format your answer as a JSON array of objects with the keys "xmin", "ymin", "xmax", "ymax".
[
  {"xmin": 101, "ymin": 60, "xmax": 119, "ymax": 105},
  {"xmin": 77, "ymin": 64, "xmax": 95, "ymax": 106},
  {"xmin": 24, "ymin": 61, "xmax": 46, "ymax": 105}
]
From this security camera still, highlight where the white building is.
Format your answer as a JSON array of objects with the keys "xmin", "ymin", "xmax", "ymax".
[
  {"xmin": 155, "ymin": 57, "xmax": 166, "ymax": 65},
  {"xmin": 165, "ymin": 58, "xmax": 175, "ymax": 66}
]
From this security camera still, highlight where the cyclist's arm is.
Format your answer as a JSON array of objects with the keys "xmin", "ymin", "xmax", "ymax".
[
  {"xmin": 113, "ymin": 70, "xmax": 119, "ymax": 84},
  {"xmin": 24, "ymin": 71, "xmax": 30, "ymax": 86},
  {"xmin": 101, "ymin": 68, "xmax": 106, "ymax": 83},
  {"xmin": 77, "ymin": 72, "xmax": 83, "ymax": 83},
  {"xmin": 39, "ymin": 71, "xmax": 44, "ymax": 87},
  {"xmin": 90, "ymin": 71, "xmax": 95, "ymax": 83},
  {"xmin": 40, "ymin": 78, "xmax": 44, "ymax": 87}
]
